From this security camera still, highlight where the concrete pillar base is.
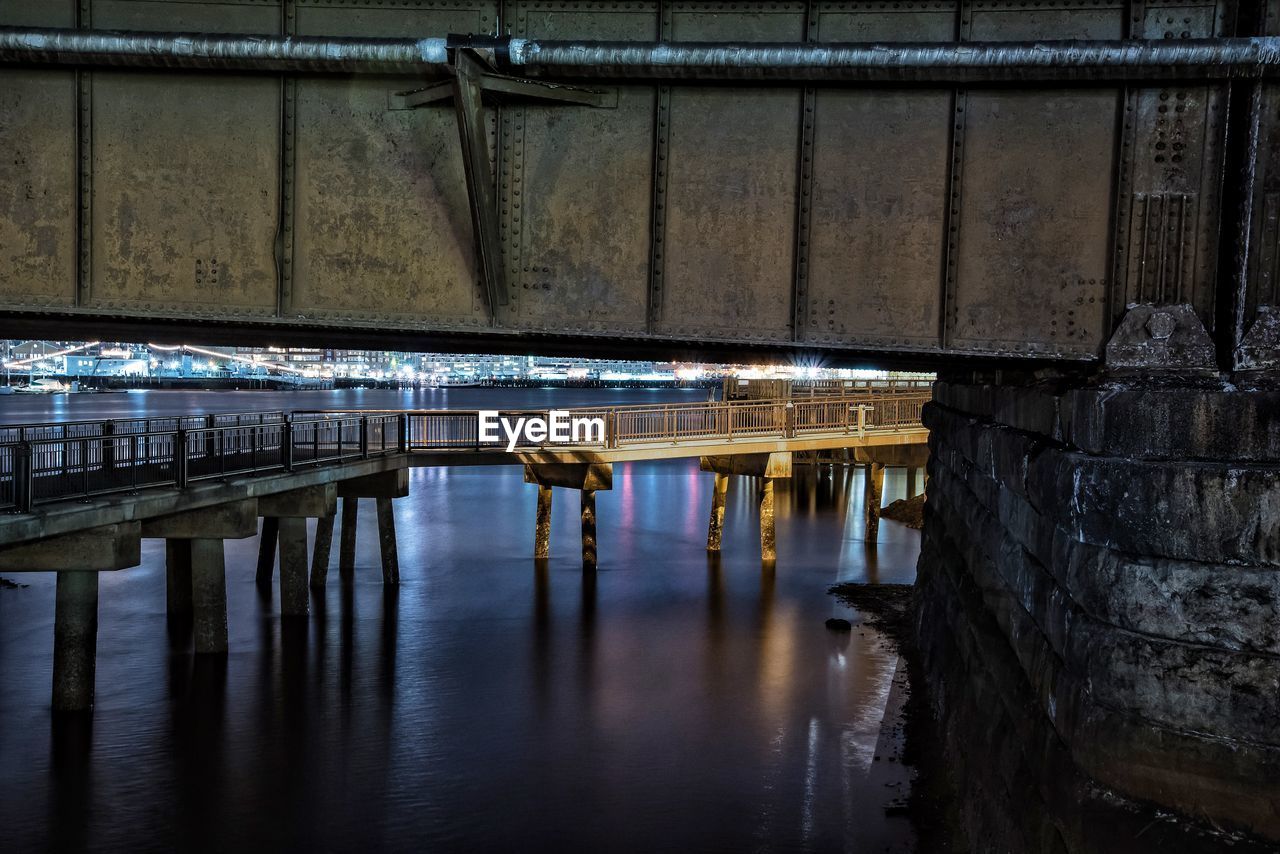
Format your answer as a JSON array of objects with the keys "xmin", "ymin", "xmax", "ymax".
[
  {"xmin": 863, "ymin": 463, "xmax": 885, "ymax": 542},
  {"xmin": 277, "ymin": 517, "xmax": 309, "ymax": 617},
  {"xmin": 311, "ymin": 512, "xmax": 335, "ymax": 589},
  {"xmin": 191, "ymin": 538, "xmax": 228, "ymax": 654},
  {"xmin": 52, "ymin": 572, "xmax": 98, "ymax": 712},
  {"xmin": 581, "ymin": 489, "xmax": 597, "ymax": 570},
  {"xmin": 706, "ymin": 472, "xmax": 729, "ymax": 552},
  {"xmin": 339, "ymin": 497, "xmax": 358, "ymax": 581},
  {"xmin": 255, "ymin": 516, "xmax": 279, "ymax": 586},
  {"xmin": 165, "ymin": 539, "xmax": 193, "ymax": 618},
  {"xmin": 534, "ymin": 485, "xmax": 552, "ymax": 559},
  {"xmin": 759, "ymin": 478, "xmax": 776, "ymax": 563},
  {"xmin": 376, "ymin": 497, "xmax": 399, "ymax": 585}
]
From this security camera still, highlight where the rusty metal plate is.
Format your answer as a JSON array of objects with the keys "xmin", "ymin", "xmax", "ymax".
[
  {"xmin": 87, "ymin": 1, "xmax": 280, "ymax": 317},
  {"xmin": 804, "ymin": 7, "xmax": 955, "ymax": 350},
  {"xmin": 506, "ymin": 2, "xmax": 656, "ymax": 336},
  {"xmin": 948, "ymin": 4, "xmax": 1122, "ymax": 356},
  {"xmin": 1246, "ymin": 8, "xmax": 1280, "ymax": 319},
  {"xmin": 966, "ymin": 4, "xmax": 1124, "ymax": 41},
  {"xmin": 291, "ymin": 3, "xmax": 496, "ymax": 330},
  {"xmin": 0, "ymin": 0, "xmax": 76, "ymax": 311},
  {"xmin": 655, "ymin": 4, "xmax": 805, "ymax": 343},
  {"xmin": 1117, "ymin": 3, "xmax": 1226, "ymax": 327}
]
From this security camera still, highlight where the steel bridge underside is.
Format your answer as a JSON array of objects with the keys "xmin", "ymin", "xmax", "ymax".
[{"xmin": 1, "ymin": 0, "xmax": 1278, "ymax": 370}]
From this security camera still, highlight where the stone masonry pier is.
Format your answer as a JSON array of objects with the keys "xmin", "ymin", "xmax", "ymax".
[{"xmin": 917, "ymin": 376, "xmax": 1280, "ymax": 847}]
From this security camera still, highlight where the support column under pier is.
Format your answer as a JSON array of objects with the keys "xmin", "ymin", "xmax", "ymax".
[
  {"xmin": 339, "ymin": 498, "xmax": 358, "ymax": 582},
  {"xmin": 165, "ymin": 539, "xmax": 193, "ymax": 619},
  {"xmin": 758, "ymin": 479, "xmax": 776, "ymax": 564},
  {"xmin": 581, "ymin": 490, "xmax": 597, "ymax": 570},
  {"xmin": 376, "ymin": 497, "xmax": 399, "ymax": 585},
  {"xmin": 258, "ymin": 484, "xmax": 337, "ymax": 609},
  {"xmin": 52, "ymin": 572, "xmax": 98, "ymax": 712},
  {"xmin": 706, "ymin": 473, "xmax": 728, "ymax": 552},
  {"xmin": 534, "ymin": 486, "xmax": 552, "ymax": 559},
  {"xmin": 0, "ymin": 523, "xmax": 142, "ymax": 711},
  {"xmin": 311, "ymin": 512, "xmax": 335, "ymax": 589},
  {"xmin": 335, "ymin": 468, "xmax": 409, "ymax": 583},
  {"xmin": 524, "ymin": 464, "xmax": 611, "ymax": 569},
  {"xmin": 190, "ymin": 538, "xmax": 228, "ymax": 654},
  {"xmin": 700, "ymin": 453, "xmax": 790, "ymax": 563},
  {"xmin": 276, "ymin": 517, "xmax": 309, "ymax": 617},
  {"xmin": 255, "ymin": 516, "xmax": 278, "ymax": 586},
  {"xmin": 863, "ymin": 463, "xmax": 884, "ymax": 542},
  {"xmin": 917, "ymin": 374, "xmax": 1280, "ymax": 847},
  {"xmin": 142, "ymin": 502, "xmax": 255, "ymax": 654}
]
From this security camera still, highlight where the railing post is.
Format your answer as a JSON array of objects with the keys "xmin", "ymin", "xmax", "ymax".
[
  {"xmin": 857, "ymin": 405, "xmax": 867, "ymax": 438},
  {"xmin": 607, "ymin": 411, "xmax": 617, "ymax": 448},
  {"xmin": 784, "ymin": 402, "xmax": 795, "ymax": 438},
  {"xmin": 282, "ymin": 417, "xmax": 294, "ymax": 472},
  {"xmin": 360, "ymin": 416, "xmax": 369, "ymax": 459},
  {"xmin": 175, "ymin": 429, "xmax": 188, "ymax": 489},
  {"xmin": 102, "ymin": 420, "xmax": 116, "ymax": 472},
  {"xmin": 204, "ymin": 414, "xmax": 216, "ymax": 460},
  {"xmin": 398, "ymin": 414, "xmax": 408, "ymax": 453},
  {"xmin": 14, "ymin": 441, "xmax": 32, "ymax": 513}
]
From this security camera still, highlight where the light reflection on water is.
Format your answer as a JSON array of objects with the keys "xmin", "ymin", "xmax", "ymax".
[{"xmin": 0, "ymin": 389, "xmax": 920, "ymax": 851}]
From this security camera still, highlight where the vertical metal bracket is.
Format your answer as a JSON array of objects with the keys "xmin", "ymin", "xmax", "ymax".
[
  {"xmin": 75, "ymin": 0, "xmax": 92, "ymax": 308},
  {"xmin": 792, "ymin": 1, "xmax": 818, "ymax": 342},
  {"xmin": 647, "ymin": 1, "xmax": 674, "ymax": 332},
  {"xmin": 452, "ymin": 48, "xmax": 509, "ymax": 320},
  {"xmin": 389, "ymin": 44, "xmax": 616, "ymax": 324},
  {"xmin": 276, "ymin": 0, "xmax": 297, "ymax": 318},
  {"xmin": 940, "ymin": 2, "xmax": 972, "ymax": 348}
]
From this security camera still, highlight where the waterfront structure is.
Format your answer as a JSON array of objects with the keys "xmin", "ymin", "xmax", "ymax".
[
  {"xmin": 0, "ymin": 392, "xmax": 926, "ymax": 708},
  {"xmin": 1, "ymin": 1, "xmax": 1279, "ymax": 846}
]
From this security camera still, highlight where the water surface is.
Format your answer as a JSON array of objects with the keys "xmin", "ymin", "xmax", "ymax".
[{"xmin": 0, "ymin": 389, "xmax": 921, "ymax": 852}]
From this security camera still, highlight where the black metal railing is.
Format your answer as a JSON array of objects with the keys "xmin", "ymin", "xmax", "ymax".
[
  {"xmin": 0, "ymin": 412, "xmax": 403, "ymax": 513},
  {"xmin": 0, "ymin": 396, "xmax": 928, "ymax": 513}
]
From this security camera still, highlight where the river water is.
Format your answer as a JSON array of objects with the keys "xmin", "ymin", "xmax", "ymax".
[{"xmin": 0, "ymin": 388, "xmax": 922, "ymax": 852}]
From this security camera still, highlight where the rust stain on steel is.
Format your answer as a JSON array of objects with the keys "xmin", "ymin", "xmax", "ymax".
[
  {"xmin": 513, "ymin": 5, "xmax": 653, "ymax": 335},
  {"xmin": 289, "ymin": 5, "xmax": 491, "ymax": 326},
  {"xmin": 948, "ymin": 4, "xmax": 1125, "ymax": 356},
  {"xmin": 656, "ymin": 6, "xmax": 804, "ymax": 343},
  {"xmin": 87, "ymin": 1, "xmax": 283, "ymax": 314},
  {"xmin": 0, "ymin": 1, "xmax": 1256, "ymax": 365},
  {"xmin": 0, "ymin": 69, "xmax": 77, "ymax": 308},
  {"xmin": 805, "ymin": 8, "xmax": 955, "ymax": 349}
]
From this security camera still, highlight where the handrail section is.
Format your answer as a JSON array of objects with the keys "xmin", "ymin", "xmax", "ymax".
[{"xmin": 0, "ymin": 395, "xmax": 928, "ymax": 512}]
